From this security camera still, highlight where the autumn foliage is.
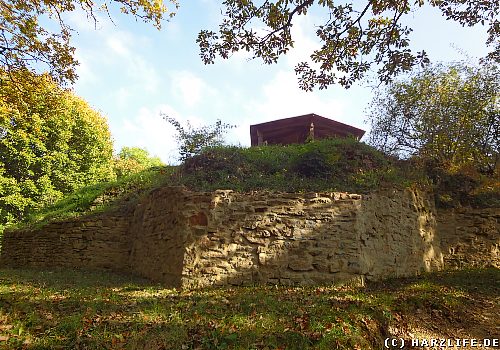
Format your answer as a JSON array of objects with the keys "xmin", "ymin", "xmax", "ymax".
[
  {"xmin": 368, "ymin": 62, "xmax": 499, "ymax": 174},
  {"xmin": 0, "ymin": 69, "xmax": 115, "ymax": 225}
]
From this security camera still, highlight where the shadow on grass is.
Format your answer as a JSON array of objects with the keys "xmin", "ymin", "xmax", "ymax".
[
  {"xmin": 0, "ymin": 268, "xmax": 498, "ymax": 349},
  {"xmin": 0, "ymin": 268, "xmax": 390, "ymax": 349},
  {"xmin": 0, "ymin": 267, "xmax": 157, "ymax": 290},
  {"xmin": 365, "ymin": 267, "xmax": 500, "ymax": 297}
]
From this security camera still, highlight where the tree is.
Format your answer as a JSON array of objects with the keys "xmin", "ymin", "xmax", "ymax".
[
  {"xmin": 0, "ymin": 69, "xmax": 115, "ymax": 225},
  {"xmin": 367, "ymin": 62, "xmax": 499, "ymax": 174},
  {"xmin": 163, "ymin": 114, "xmax": 235, "ymax": 161},
  {"xmin": 0, "ymin": 0, "xmax": 178, "ymax": 85},
  {"xmin": 3, "ymin": 1, "xmax": 497, "ymax": 91},
  {"xmin": 113, "ymin": 146, "xmax": 164, "ymax": 177},
  {"xmin": 197, "ymin": 0, "xmax": 499, "ymax": 90}
]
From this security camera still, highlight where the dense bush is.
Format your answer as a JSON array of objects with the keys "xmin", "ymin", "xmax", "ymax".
[{"xmin": 423, "ymin": 161, "xmax": 500, "ymax": 208}]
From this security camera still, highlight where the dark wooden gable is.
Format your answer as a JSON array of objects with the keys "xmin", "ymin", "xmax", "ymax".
[{"xmin": 250, "ymin": 113, "xmax": 365, "ymax": 146}]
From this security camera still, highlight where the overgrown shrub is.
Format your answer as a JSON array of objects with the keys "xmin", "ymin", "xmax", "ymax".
[
  {"xmin": 175, "ymin": 137, "xmax": 498, "ymax": 206},
  {"xmin": 425, "ymin": 161, "xmax": 500, "ymax": 208},
  {"xmin": 292, "ymin": 148, "xmax": 335, "ymax": 178},
  {"xmin": 163, "ymin": 115, "xmax": 235, "ymax": 161}
]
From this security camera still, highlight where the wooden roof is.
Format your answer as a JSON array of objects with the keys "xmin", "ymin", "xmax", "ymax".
[{"xmin": 250, "ymin": 113, "xmax": 365, "ymax": 146}]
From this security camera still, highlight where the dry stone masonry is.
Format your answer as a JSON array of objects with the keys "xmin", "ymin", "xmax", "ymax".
[
  {"xmin": 171, "ymin": 188, "xmax": 442, "ymax": 288},
  {"xmin": 437, "ymin": 207, "xmax": 499, "ymax": 269},
  {"xmin": 1, "ymin": 186, "xmax": 497, "ymax": 288},
  {"xmin": 1, "ymin": 209, "xmax": 133, "ymax": 273}
]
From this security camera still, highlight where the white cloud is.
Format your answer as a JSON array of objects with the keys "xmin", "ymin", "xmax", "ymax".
[
  {"xmin": 111, "ymin": 104, "xmax": 218, "ymax": 164},
  {"xmin": 234, "ymin": 12, "xmax": 366, "ymax": 133},
  {"xmin": 65, "ymin": 9, "xmax": 109, "ymax": 32},
  {"xmin": 73, "ymin": 27, "xmax": 161, "ymax": 93},
  {"xmin": 113, "ymin": 87, "xmax": 133, "ymax": 108},
  {"xmin": 106, "ymin": 35, "xmax": 131, "ymax": 56},
  {"xmin": 73, "ymin": 50, "xmax": 98, "ymax": 86},
  {"xmin": 129, "ymin": 56, "xmax": 161, "ymax": 92},
  {"xmin": 246, "ymin": 70, "xmax": 346, "ymax": 124},
  {"xmin": 170, "ymin": 70, "xmax": 216, "ymax": 108},
  {"xmin": 226, "ymin": 122, "xmax": 252, "ymax": 147},
  {"xmin": 285, "ymin": 14, "xmax": 320, "ymax": 68},
  {"xmin": 112, "ymin": 104, "xmax": 179, "ymax": 163}
]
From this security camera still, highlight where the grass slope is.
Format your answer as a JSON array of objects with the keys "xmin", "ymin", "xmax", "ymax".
[
  {"xmin": 176, "ymin": 139, "xmax": 499, "ymax": 208},
  {"xmin": 0, "ymin": 268, "xmax": 498, "ymax": 349},
  {"xmin": 10, "ymin": 166, "xmax": 176, "ymax": 230},
  {"xmin": 178, "ymin": 138, "xmax": 410, "ymax": 193},
  {"xmin": 11, "ymin": 138, "xmax": 498, "ymax": 231},
  {"xmin": 12, "ymin": 139, "xmax": 406, "ymax": 231}
]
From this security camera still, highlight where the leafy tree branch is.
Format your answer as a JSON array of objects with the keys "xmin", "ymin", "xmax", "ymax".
[
  {"xmin": 197, "ymin": 0, "xmax": 498, "ymax": 90},
  {"xmin": 0, "ymin": 0, "xmax": 179, "ymax": 85}
]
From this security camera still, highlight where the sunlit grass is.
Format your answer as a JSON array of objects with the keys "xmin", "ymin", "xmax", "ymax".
[
  {"xmin": 1, "ymin": 268, "xmax": 497, "ymax": 349},
  {"xmin": 15, "ymin": 166, "xmax": 176, "ymax": 230}
]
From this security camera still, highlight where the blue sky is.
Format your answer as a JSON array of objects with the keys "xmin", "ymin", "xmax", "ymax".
[{"xmin": 64, "ymin": 0, "xmax": 491, "ymax": 164}]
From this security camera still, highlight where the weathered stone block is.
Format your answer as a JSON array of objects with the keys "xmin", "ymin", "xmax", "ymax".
[
  {"xmin": 189, "ymin": 212, "xmax": 208, "ymax": 226},
  {"xmin": 288, "ymin": 254, "xmax": 314, "ymax": 271}
]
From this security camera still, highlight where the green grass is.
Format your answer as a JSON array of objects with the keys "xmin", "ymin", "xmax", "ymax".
[
  {"xmin": 3, "ymin": 139, "xmax": 411, "ymax": 234},
  {"xmin": 9, "ymin": 139, "xmax": 498, "ymax": 233},
  {"xmin": 0, "ymin": 268, "xmax": 497, "ymax": 349},
  {"xmin": 176, "ymin": 138, "xmax": 413, "ymax": 193},
  {"xmin": 14, "ymin": 166, "xmax": 176, "ymax": 230},
  {"xmin": 175, "ymin": 139, "xmax": 498, "ymax": 208},
  {"xmin": 4, "ymin": 139, "xmax": 497, "ymax": 236}
]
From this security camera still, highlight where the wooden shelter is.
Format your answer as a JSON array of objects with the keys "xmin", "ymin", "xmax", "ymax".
[{"xmin": 250, "ymin": 113, "xmax": 365, "ymax": 146}]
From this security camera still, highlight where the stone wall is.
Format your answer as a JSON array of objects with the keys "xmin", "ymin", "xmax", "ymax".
[
  {"xmin": 170, "ymin": 188, "xmax": 443, "ymax": 288},
  {"xmin": 0, "ymin": 208, "xmax": 134, "ymax": 272},
  {"xmin": 1, "ymin": 187, "xmax": 450, "ymax": 288},
  {"xmin": 128, "ymin": 187, "xmax": 193, "ymax": 287},
  {"xmin": 0, "ymin": 207, "xmax": 133, "ymax": 272},
  {"xmin": 437, "ymin": 208, "xmax": 499, "ymax": 269}
]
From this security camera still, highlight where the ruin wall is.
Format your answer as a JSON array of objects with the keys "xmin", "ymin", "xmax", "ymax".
[
  {"xmin": 1, "ymin": 187, "xmax": 495, "ymax": 288},
  {"xmin": 437, "ymin": 207, "xmax": 499, "ymax": 269}
]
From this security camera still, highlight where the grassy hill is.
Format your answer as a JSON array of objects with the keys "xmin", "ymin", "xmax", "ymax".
[
  {"xmin": 177, "ymin": 138, "xmax": 414, "ymax": 193},
  {"xmin": 7, "ymin": 166, "xmax": 176, "ymax": 230},
  {"xmin": 12, "ymin": 139, "xmax": 412, "ymax": 230},
  {"xmin": 11, "ymin": 138, "xmax": 498, "ymax": 231}
]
